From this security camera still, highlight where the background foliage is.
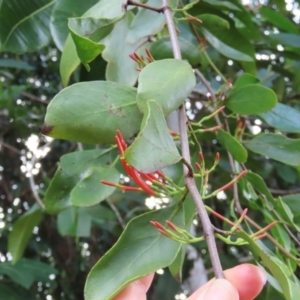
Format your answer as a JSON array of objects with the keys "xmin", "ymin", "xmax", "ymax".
[{"xmin": 1, "ymin": 0, "xmax": 300, "ymax": 299}]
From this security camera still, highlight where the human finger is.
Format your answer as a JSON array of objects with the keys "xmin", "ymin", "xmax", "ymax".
[{"xmin": 112, "ymin": 273, "xmax": 154, "ymax": 300}]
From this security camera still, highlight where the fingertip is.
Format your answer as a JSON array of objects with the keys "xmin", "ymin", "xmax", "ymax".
[
  {"xmin": 224, "ymin": 264, "xmax": 267, "ymax": 300},
  {"xmin": 196, "ymin": 279, "xmax": 238, "ymax": 300}
]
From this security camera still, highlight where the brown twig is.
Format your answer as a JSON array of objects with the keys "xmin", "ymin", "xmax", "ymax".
[
  {"xmin": 162, "ymin": 0, "xmax": 224, "ymax": 279},
  {"xmin": 21, "ymin": 91, "xmax": 49, "ymax": 104},
  {"xmin": 123, "ymin": 0, "xmax": 165, "ymax": 13},
  {"xmin": 0, "ymin": 142, "xmax": 21, "ymax": 155}
]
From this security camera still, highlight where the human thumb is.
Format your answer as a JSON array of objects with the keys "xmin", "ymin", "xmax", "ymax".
[{"xmin": 196, "ymin": 279, "xmax": 238, "ymax": 300}]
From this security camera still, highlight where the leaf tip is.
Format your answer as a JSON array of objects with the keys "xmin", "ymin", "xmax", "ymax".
[{"xmin": 41, "ymin": 123, "xmax": 54, "ymax": 136}]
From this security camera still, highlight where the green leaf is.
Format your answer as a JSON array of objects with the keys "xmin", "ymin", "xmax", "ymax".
[
  {"xmin": 127, "ymin": 0, "xmax": 165, "ymax": 44},
  {"xmin": 57, "ymin": 206, "xmax": 77, "ymax": 236},
  {"xmin": 268, "ymin": 33, "xmax": 300, "ymax": 48},
  {"xmin": 101, "ymin": 12, "xmax": 143, "ymax": 85},
  {"xmin": 125, "ymin": 100, "xmax": 181, "ymax": 173},
  {"xmin": 8, "ymin": 205, "xmax": 43, "ymax": 264},
  {"xmin": 275, "ymin": 197, "xmax": 300, "ymax": 232},
  {"xmin": 42, "ymin": 81, "xmax": 142, "ymax": 144},
  {"xmin": 0, "ymin": 283, "xmax": 25, "ymax": 300},
  {"xmin": 225, "ymin": 84, "xmax": 277, "ymax": 115},
  {"xmin": 44, "ymin": 149, "xmax": 115, "ymax": 214},
  {"xmin": 137, "ymin": 59, "xmax": 196, "ymax": 116},
  {"xmin": 0, "ymin": 59, "xmax": 34, "ymax": 70},
  {"xmin": 68, "ymin": 17, "xmax": 118, "ymax": 70},
  {"xmin": 245, "ymin": 171, "xmax": 275, "ymax": 204},
  {"xmin": 282, "ymin": 194, "xmax": 300, "ymax": 217},
  {"xmin": 235, "ymin": 231, "xmax": 300, "ymax": 300},
  {"xmin": 84, "ymin": 204, "xmax": 184, "ymax": 300},
  {"xmin": 57, "ymin": 207, "xmax": 92, "ymax": 237},
  {"xmin": 60, "ymin": 35, "xmax": 81, "ymax": 87},
  {"xmin": 259, "ymin": 7, "xmax": 299, "ymax": 34},
  {"xmin": 0, "ymin": 259, "xmax": 57, "ymax": 289},
  {"xmin": 198, "ymin": 14, "xmax": 230, "ymax": 30},
  {"xmin": 259, "ymin": 103, "xmax": 300, "ymax": 133},
  {"xmin": 244, "ymin": 134, "xmax": 300, "ymax": 166},
  {"xmin": 70, "ymin": 166, "xmax": 119, "ymax": 206},
  {"xmin": 0, "ymin": 0, "xmax": 54, "ymax": 53},
  {"xmin": 216, "ymin": 129, "xmax": 248, "ymax": 163},
  {"xmin": 50, "ymin": 0, "xmax": 99, "ymax": 51},
  {"xmin": 202, "ymin": 0, "xmax": 241, "ymax": 10},
  {"xmin": 150, "ymin": 37, "xmax": 202, "ymax": 67},
  {"xmin": 233, "ymin": 73, "xmax": 260, "ymax": 90},
  {"xmin": 59, "ymin": 0, "xmax": 126, "ymax": 86},
  {"xmin": 194, "ymin": 15, "xmax": 255, "ymax": 62}
]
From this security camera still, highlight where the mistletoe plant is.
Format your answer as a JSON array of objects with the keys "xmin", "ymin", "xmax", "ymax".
[
  {"xmin": 42, "ymin": 1, "xmax": 300, "ymax": 300},
  {"xmin": 2, "ymin": 0, "xmax": 300, "ymax": 299}
]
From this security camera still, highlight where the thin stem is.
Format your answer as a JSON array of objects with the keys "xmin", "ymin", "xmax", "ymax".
[
  {"xmin": 21, "ymin": 91, "xmax": 49, "ymax": 104},
  {"xmin": 29, "ymin": 141, "xmax": 52, "ymax": 210},
  {"xmin": 162, "ymin": 0, "xmax": 224, "ymax": 279},
  {"xmin": 202, "ymin": 51, "xmax": 227, "ymax": 82},
  {"xmin": 0, "ymin": 142, "xmax": 21, "ymax": 155},
  {"xmin": 245, "ymin": 216, "xmax": 300, "ymax": 264},
  {"xmin": 194, "ymin": 69, "xmax": 217, "ymax": 103},
  {"xmin": 123, "ymin": 0, "xmax": 164, "ymax": 13},
  {"xmin": 107, "ymin": 199, "xmax": 126, "ymax": 229}
]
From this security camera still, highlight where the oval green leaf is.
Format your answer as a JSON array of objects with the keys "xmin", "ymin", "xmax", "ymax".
[
  {"xmin": 137, "ymin": 59, "xmax": 196, "ymax": 116},
  {"xmin": 216, "ymin": 129, "xmax": 248, "ymax": 163},
  {"xmin": 70, "ymin": 166, "xmax": 119, "ymax": 206},
  {"xmin": 150, "ymin": 37, "xmax": 202, "ymax": 67},
  {"xmin": 194, "ymin": 15, "xmax": 255, "ymax": 62},
  {"xmin": 8, "ymin": 205, "xmax": 43, "ymax": 264},
  {"xmin": 125, "ymin": 100, "xmax": 181, "ymax": 173},
  {"xmin": 259, "ymin": 103, "xmax": 300, "ymax": 133},
  {"xmin": 244, "ymin": 134, "xmax": 300, "ymax": 166},
  {"xmin": 84, "ymin": 205, "xmax": 184, "ymax": 300},
  {"xmin": 42, "ymin": 81, "xmax": 142, "ymax": 144},
  {"xmin": 44, "ymin": 149, "xmax": 115, "ymax": 214},
  {"xmin": 225, "ymin": 84, "xmax": 277, "ymax": 115},
  {"xmin": 233, "ymin": 73, "xmax": 260, "ymax": 90}
]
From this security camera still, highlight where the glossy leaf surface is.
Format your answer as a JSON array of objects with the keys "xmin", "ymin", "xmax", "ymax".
[
  {"xmin": 233, "ymin": 73, "xmax": 260, "ymax": 90},
  {"xmin": 102, "ymin": 12, "xmax": 143, "ymax": 85},
  {"xmin": 225, "ymin": 84, "xmax": 277, "ymax": 115},
  {"xmin": 236, "ymin": 231, "xmax": 300, "ymax": 300},
  {"xmin": 137, "ymin": 59, "xmax": 196, "ymax": 115},
  {"xmin": 8, "ymin": 205, "xmax": 43, "ymax": 264},
  {"xmin": 150, "ymin": 37, "xmax": 202, "ymax": 67},
  {"xmin": 44, "ymin": 149, "xmax": 115, "ymax": 214},
  {"xmin": 50, "ymin": 0, "xmax": 99, "ymax": 51},
  {"xmin": 0, "ymin": 259, "xmax": 57, "ymax": 289},
  {"xmin": 245, "ymin": 134, "xmax": 300, "ymax": 166},
  {"xmin": 125, "ymin": 100, "xmax": 181, "ymax": 173},
  {"xmin": 259, "ymin": 103, "xmax": 300, "ymax": 133},
  {"xmin": 69, "ymin": 16, "xmax": 121, "ymax": 70},
  {"xmin": 59, "ymin": 0, "xmax": 125, "ymax": 86},
  {"xmin": 42, "ymin": 81, "xmax": 142, "ymax": 144},
  {"xmin": 85, "ymin": 205, "xmax": 184, "ymax": 300},
  {"xmin": 216, "ymin": 129, "xmax": 247, "ymax": 163},
  {"xmin": 0, "ymin": 0, "xmax": 54, "ymax": 53},
  {"xmin": 195, "ymin": 14, "xmax": 255, "ymax": 62}
]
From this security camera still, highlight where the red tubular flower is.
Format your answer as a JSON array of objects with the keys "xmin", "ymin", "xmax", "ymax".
[
  {"xmin": 166, "ymin": 220, "xmax": 177, "ymax": 231},
  {"xmin": 100, "ymin": 180, "xmax": 142, "ymax": 193}
]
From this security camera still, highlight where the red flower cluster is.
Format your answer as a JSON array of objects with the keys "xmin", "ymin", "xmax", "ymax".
[{"xmin": 101, "ymin": 130, "xmax": 165, "ymax": 196}]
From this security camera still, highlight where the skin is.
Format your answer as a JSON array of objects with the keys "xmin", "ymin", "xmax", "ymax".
[{"xmin": 113, "ymin": 264, "xmax": 267, "ymax": 300}]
